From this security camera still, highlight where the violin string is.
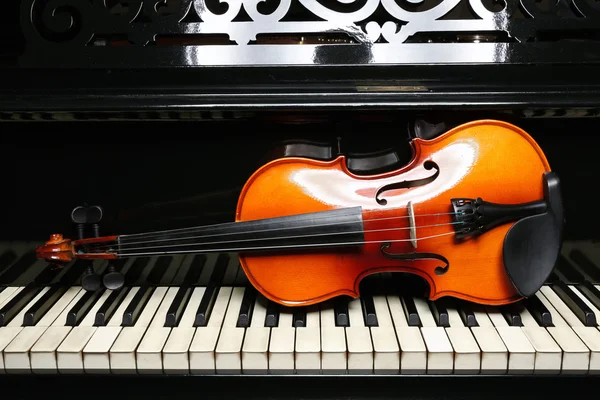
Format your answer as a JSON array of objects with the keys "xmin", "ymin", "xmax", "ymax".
[
  {"xmin": 91, "ymin": 213, "xmax": 462, "ymax": 250},
  {"xmin": 118, "ymin": 207, "xmax": 462, "ymax": 239},
  {"xmin": 92, "ymin": 210, "xmax": 462, "ymax": 251},
  {"xmin": 91, "ymin": 221, "xmax": 464, "ymax": 254},
  {"xmin": 112, "ymin": 231, "xmax": 457, "ymax": 258}
]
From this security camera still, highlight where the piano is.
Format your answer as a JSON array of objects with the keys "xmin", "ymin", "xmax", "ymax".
[{"xmin": 2, "ymin": 0, "xmax": 600, "ymax": 397}]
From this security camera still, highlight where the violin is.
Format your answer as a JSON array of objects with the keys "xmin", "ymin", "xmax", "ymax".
[{"xmin": 36, "ymin": 119, "xmax": 564, "ymax": 307}]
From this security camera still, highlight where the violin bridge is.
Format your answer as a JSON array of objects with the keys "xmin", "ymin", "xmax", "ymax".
[{"xmin": 407, "ymin": 201, "xmax": 417, "ymax": 248}]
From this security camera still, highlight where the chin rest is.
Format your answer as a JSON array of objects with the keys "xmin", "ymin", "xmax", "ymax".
[{"xmin": 503, "ymin": 172, "xmax": 564, "ymax": 297}]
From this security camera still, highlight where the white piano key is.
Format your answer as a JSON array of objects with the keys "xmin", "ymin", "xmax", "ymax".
[
  {"xmin": 345, "ymin": 298, "xmax": 373, "ymax": 374},
  {"xmin": 189, "ymin": 286, "xmax": 233, "ymax": 374},
  {"xmin": 0, "ymin": 287, "xmax": 24, "ymax": 309},
  {"xmin": 0, "ymin": 287, "xmax": 51, "ymax": 349},
  {"xmin": 136, "ymin": 286, "xmax": 181, "ymax": 373},
  {"xmin": 444, "ymin": 305, "xmax": 480, "ymax": 374},
  {"xmin": 294, "ymin": 305, "xmax": 321, "ymax": 374},
  {"xmin": 214, "ymin": 287, "xmax": 246, "ymax": 374},
  {"xmin": 81, "ymin": 287, "xmax": 139, "ymax": 373},
  {"xmin": 163, "ymin": 286, "xmax": 206, "ymax": 374},
  {"xmin": 534, "ymin": 292, "xmax": 590, "ymax": 373},
  {"xmin": 29, "ymin": 288, "xmax": 89, "ymax": 373},
  {"xmin": 241, "ymin": 295, "xmax": 270, "ymax": 374},
  {"xmin": 370, "ymin": 295, "xmax": 399, "ymax": 374},
  {"xmin": 486, "ymin": 307, "xmax": 535, "ymax": 374},
  {"xmin": 319, "ymin": 302, "xmax": 346, "ymax": 374},
  {"xmin": 386, "ymin": 295, "xmax": 426, "ymax": 374},
  {"xmin": 3, "ymin": 287, "xmax": 82, "ymax": 373},
  {"xmin": 109, "ymin": 287, "xmax": 168, "ymax": 374},
  {"xmin": 469, "ymin": 307, "xmax": 508, "ymax": 374},
  {"xmin": 517, "ymin": 306, "xmax": 562, "ymax": 374},
  {"xmin": 56, "ymin": 289, "xmax": 114, "ymax": 373},
  {"xmin": 0, "ymin": 287, "xmax": 48, "ymax": 373},
  {"xmin": 413, "ymin": 297, "xmax": 453, "ymax": 374},
  {"xmin": 268, "ymin": 307, "xmax": 295, "ymax": 374},
  {"xmin": 540, "ymin": 286, "xmax": 600, "ymax": 373},
  {"xmin": 0, "ymin": 287, "xmax": 19, "ymax": 308}
]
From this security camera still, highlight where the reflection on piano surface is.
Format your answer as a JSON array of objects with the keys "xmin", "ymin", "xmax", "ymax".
[{"xmin": 0, "ymin": 240, "xmax": 599, "ymax": 375}]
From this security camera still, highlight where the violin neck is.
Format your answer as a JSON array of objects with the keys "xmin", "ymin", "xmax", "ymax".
[{"xmin": 113, "ymin": 207, "xmax": 366, "ymax": 258}]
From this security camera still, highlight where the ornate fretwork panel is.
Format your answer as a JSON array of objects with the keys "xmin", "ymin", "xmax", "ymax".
[{"xmin": 18, "ymin": 0, "xmax": 600, "ymax": 66}]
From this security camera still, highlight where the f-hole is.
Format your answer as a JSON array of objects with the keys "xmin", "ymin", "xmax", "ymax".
[
  {"xmin": 375, "ymin": 160, "xmax": 440, "ymax": 205},
  {"xmin": 380, "ymin": 242, "xmax": 450, "ymax": 276}
]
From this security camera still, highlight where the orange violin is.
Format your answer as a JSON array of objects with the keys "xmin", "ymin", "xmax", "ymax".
[{"xmin": 36, "ymin": 119, "xmax": 564, "ymax": 307}]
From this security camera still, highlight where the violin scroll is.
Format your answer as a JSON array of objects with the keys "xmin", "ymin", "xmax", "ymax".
[
  {"xmin": 36, "ymin": 205, "xmax": 120, "ymax": 267},
  {"xmin": 36, "ymin": 233, "xmax": 74, "ymax": 264}
]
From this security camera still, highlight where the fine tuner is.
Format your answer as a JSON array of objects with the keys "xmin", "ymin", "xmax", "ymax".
[{"xmin": 36, "ymin": 120, "xmax": 564, "ymax": 307}]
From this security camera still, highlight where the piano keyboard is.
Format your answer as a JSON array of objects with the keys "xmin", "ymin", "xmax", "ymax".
[{"xmin": 0, "ymin": 240, "xmax": 600, "ymax": 375}]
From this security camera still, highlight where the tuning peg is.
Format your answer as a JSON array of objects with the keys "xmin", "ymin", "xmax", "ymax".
[
  {"xmin": 86, "ymin": 205, "xmax": 103, "ymax": 223},
  {"xmin": 81, "ymin": 262, "xmax": 101, "ymax": 291},
  {"xmin": 71, "ymin": 206, "xmax": 88, "ymax": 224},
  {"xmin": 87, "ymin": 206, "xmax": 103, "ymax": 237},
  {"xmin": 70, "ymin": 205, "xmax": 104, "ymax": 238},
  {"xmin": 103, "ymin": 261, "xmax": 124, "ymax": 290},
  {"xmin": 71, "ymin": 206, "xmax": 88, "ymax": 240}
]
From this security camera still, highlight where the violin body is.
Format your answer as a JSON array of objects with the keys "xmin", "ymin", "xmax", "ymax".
[
  {"xmin": 36, "ymin": 119, "xmax": 563, "ymax": 307},
  {"xmin": 235, "ymin": 119, "xmax": 562, "ymax": 306}
]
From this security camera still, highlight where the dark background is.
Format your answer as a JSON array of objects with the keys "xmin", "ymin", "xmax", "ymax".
[{"xmin": 0, "ymin": 113, "xmax": 596, "ymax": 243}]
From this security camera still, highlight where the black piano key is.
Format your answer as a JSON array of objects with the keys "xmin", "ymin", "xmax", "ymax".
[
  {"xmin": 121, "ymin": 254, "xmax": 179, "ymax": 326},
  {"xmin": 165, "ymin": 286, "xmax": 193, "ymax": 327},
  {"xmin": 499, "ymin": 303, "xmax": 524, "ymax": 327},
  {"xmin": 33, "ymin": 264, "xmax": 63, "ymax": 286},
  {"xmin": 361, "ymin": 296, "xmax": 378, "ymax": 327},
  {"xmin": 265, "ymin": 301, "xmax": 280, "ymax": 327},
  {"xmin": 122, "ymin": 287, "xmax": 154, "ymax": 326},
  {"xmin": 194, "ymin": 286, "xmax": 218, "ymax": 327},
  {"xmin": 550, "ymin": 280, "xmax": 597, "ymax": 326},
  {"xmin": 401, "ymin": 296, "xmax": 421, "ymax": 327},
  {"xmin": 523, "ymin": 295, "xmax": 553, "ymax": 327},
  {"xmin": 23, "ymin": 285, "xmax": 67, "ymax": 326},
  {"xmin": 184, "ymin": 255, "xmax": 206, "ymax": 285},
  {"xmin": 22, "ymin": 260, "xmax": 85, "ymax": 326},
  {"xmin": 194, "ymin": 254, "xmax": 228, "ymax": 327},
  {"xmin": 569, "ymin": 249, "xmax": 600, "ymax": 284},
  {"xmin": 236, "ymin": 288, "xmax": 256, "ymax": 328},
  {"xmin": 576, "ymin": 281, "xmax": 600, "ymax": 313},
  {"xmin": 0, "ymin": 250, "xmax": 18, "ymax": 276},
  {"xmin": 164, "ymin": 257, "xmax": 206, "ymax": 327},
  {"xmin": 65, "ymin": 288, "xmax": 105, "ymax": 326},
  {"xmin": 124, "ymin": 257, "xmax": 150, "ymax": 285},
  {"xmin": 94, "ymin": 287, "xmax": 128, "ymax": 326},
  {"xmin": 545, "ymin": 272, "xmax": 561, "ymax": 284},
  {"xmin": 333, "ymin": 298, "xmax": 349, "ymax": 327},
  {"xmin": 0, "ymin": 285, "xmax": 43, "ymax": 326},
  {"xmin": 293, "ymin": 308, "xmax": 307, "ymax": 328},
  {"xmin": 430, "ymin": 299, "xmax": 450, "ymax": 327},
  {"xmin": 58, "ymin": 260, "xmax": 88, "ymax": 285},
  {"xmin": 146, "ymin": 256, "xmax": 172, "ymax": 284},
  {"xmin": 0, "ymin": 251, "xmax": 37, "ymax": 285},
  {"xmin": 556, "ymin": 255, "xmax": 585, "ymax": 284},
  {"xmin": 458, "ymin": 301, "xmax": 479, "ymax": 327}
]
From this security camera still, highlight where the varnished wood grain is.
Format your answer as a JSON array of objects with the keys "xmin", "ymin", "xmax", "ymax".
[{"xmin": 235, "ymin": 120, "xmax": 551, "ymax": 306}]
